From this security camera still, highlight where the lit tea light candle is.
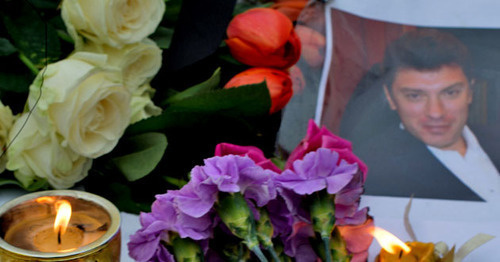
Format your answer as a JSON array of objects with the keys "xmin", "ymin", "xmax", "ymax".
[
  {"xmin": 372, "ymin": 227, "xmax": 437, "ymax": 262},
  {"xmin": 0, "ymin": 190, "xmax": 120, "ymax": 261}
]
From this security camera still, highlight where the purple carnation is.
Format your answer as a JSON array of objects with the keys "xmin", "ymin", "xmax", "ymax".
[
  {"xmin": 128, "ymin": 219, "xmax": 172, "ymax": 262},
  {"xmin": 275, "ymin": 148, "xmax": 358, "ymax": 195},
  {"xmin": 282, "ymin": 221, "xmax": 318, "ymax": 261},
  {"xmin": 180, "ymin": 155, "xmax": 277, "ymax": 214}
]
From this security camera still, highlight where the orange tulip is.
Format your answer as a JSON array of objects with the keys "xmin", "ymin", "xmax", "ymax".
[
  {"xmin": 295, "ymin": 25, "xmax": 326, "ymax": 67},
  {"xmin": 271, "ymin": 0, "xmax": 308, "ymax": 22},
  {"xmin": 226, "ymin": 8, "xmax": 301, "ymax": 69},
  {"xmin": 224, "ymin": 67, "xmax": 293, "ymax": 114}
]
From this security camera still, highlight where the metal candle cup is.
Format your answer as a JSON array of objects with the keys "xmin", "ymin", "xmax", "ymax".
[{"xmin": 0, "ymin": 190, "xmax": 120, "ymax": 261}]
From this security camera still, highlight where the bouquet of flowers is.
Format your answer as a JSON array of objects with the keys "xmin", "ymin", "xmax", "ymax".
[
  {"xmin": 128, "ymin": 120, "xmax": 374, "ymax": 262},
  {"xmin": 0, "ymin": 0, "xmax": 311, "ymax": 211}
]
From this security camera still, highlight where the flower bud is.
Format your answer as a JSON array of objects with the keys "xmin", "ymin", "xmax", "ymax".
[
  {"xmin": 256, "ymin": 208, "xmax": 274, "ymax": 248},
  {"xmin": 171, "ymin": 236, "xmax": 204, "ymax": 262},
  {"xmin": 224, "ymin": 67, "xmax": 293, "ymax": 114},
  {"xmin": 309, "ymin": 191, "xmax": 336, "ymax": 238},
  {"xmin": 216, "ymin": 193, "xmax": 259, "ymax": 249},
  {"xmin": 226, "ymin": 8, "xmax": 301, "ymax": 69}
]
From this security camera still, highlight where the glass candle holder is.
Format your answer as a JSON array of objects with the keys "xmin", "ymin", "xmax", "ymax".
[{"xmin": 0, "ymin": 190, "xmax": 120, "ymax": 261}]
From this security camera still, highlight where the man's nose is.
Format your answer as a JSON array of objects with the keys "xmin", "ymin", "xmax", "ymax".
[{"xmin": 425, "ymin": 97, "xmax": 445, "ymax": 119}]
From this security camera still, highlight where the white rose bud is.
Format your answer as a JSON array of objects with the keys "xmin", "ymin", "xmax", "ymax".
[
  {"xmin": 0, "ymin": 102, "xmax": 14, "ymax": 173},
  {"xmin": 61, "ymin": 0, "xmax": 166, "ymax": 48},
  {"xmin": 79, "ymin": 39, "xmax": 163, "ymax": 92},
  {"xmin": 29, "ymin": 52, "xmax": 131, "ymax": 158},
  {"xmin": 130, "ymin": 83, "xmax": 162, "ymax": 124},
  {"xmin": 6, "ymin": 114, "xmax": 92, "ymax": 189}
]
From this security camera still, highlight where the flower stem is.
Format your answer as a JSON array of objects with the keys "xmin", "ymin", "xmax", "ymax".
[
  {"xmin": 19, "ymin": 53, "xmax": 39, "ymax": 75},
  {"xmin": 250, "ymin": 246, "xmax": 268, "ymax": 262},
  {"xmin": 323, "ymin": 237, "xmax": 332, "ymax": 262},
  {"xmin": 266, "ymin": 246, "xmax": 280, "ymax": 262}
]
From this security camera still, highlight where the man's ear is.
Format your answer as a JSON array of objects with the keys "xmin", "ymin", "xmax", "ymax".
[{"xmin": 383, "ymin": 85, "xmax": 397, "ymax": 110}]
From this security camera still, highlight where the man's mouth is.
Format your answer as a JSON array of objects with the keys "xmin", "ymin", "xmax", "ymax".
[{"xmin": 422, "ymin": 124, "xmax": 451, "ymax": 134}]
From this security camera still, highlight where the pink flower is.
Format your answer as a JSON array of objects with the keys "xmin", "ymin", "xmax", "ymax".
[
  {"xmin": 215, "ymin": 142, "xmax": 281, "ymax": 173},
  {"xmin": 286, "ymin": 120, "xmax": 368, "ymax": 181},
  {"xmin": 338, "ymin": 217, "xmax": 374, "ymax": 262}
]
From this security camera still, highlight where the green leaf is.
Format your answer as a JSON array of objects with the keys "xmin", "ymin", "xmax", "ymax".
[
  {"xmin": 164, "ymin": 0, "xmax": 183, "ymax": 25},
  {"xmin": 218, "ymin": 53, "xmax": 243, "ymax": 65},
  {"xmin": 127, "ymin": 82, "xmax": 271, "ymax": 134},
  {"xmin": 109, "ymin": 183, "xmax": 152, "ymax": 213},
  {"xmin": 0, "ymin": 178, "xmax": 23, "ymax": 187},
  {"xmin": 163, "ymin": 67, "xmax": 221, "ymax": 105},
  {"xmin": 29, "ymin": 0, "xmax": 60, "ymax": 10},
  {"xmin": 2, "ymin": 1, "xmax": 61, "ymax": 69},
  {"xmin": 270, "ymin": 157, "xmax": 286, "ymax": 171},
  {"xmin": 163, "ymin": 176, "xmax": 187, "ymax": 188},
  {"xmin": 111, "ymin": 132, "xmax": 168, "ymax": 181},
  {"xmin": 0, "ymin": 38, "xmax": 17, "ymax": 56},
  {"xmin": 150, "ymin": 26, "xmax": 175, "ymax": 49}
]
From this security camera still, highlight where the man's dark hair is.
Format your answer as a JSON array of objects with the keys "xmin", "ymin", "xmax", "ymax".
[{"xmin": 382, "ymin": 29, "xmax": 471, "ymax": 89}]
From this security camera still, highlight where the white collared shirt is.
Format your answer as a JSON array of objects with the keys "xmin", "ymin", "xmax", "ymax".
[{"xmin": 426, "ymin": 126, "xmax": 500, "ymax": 202}]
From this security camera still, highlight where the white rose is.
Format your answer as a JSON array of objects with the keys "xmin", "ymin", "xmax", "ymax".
[
  {"xmin": 130, "ymin": 83, "xmax": 162, "ymax": 124},
  {"xmin": 79, "ymin": 39, "xmax": 163, "ymax": 91},
  {"xmin": 6, "ymin": 114, "xmax": 92, "ymax": 189},
  {"xmin": 61, "ymin": 0, "xmax": 166, "ymax": 48},
  {"xmin": 0, "ymin": 102, "xmax": 14, "ymax": 173},
  {"xmin": 29, "ymin": 52, "xmax": 131, "ymax": 158}
]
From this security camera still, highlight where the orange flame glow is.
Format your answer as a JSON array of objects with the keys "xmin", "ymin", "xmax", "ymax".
[
  {"xmin": 36, "ymin": 196, "xmax": 56, "ymax": 204},
  {"xmin": 371, "ymin": 227, "xmax": 411, "ymax": 254},
  {"xmin": 54, "ymin": 200, "xmax": 72, "ymax": 235}
]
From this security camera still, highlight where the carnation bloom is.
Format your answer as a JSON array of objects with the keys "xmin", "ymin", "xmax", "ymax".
[
  {"xmin": 338, "ymin": 217, "xmax": 375, "ymax": 262},
  {"xmin": 129, "ymin": 155, "xmax": 278, "ymax": 261},
  {"xmin": 176, "ymin": 155, "xmax": 277, "ymax": 217},
  {"xmin": 214, "ymin": 142, "xmax": 281, "ymax": 173},
  {"xmin": 276, "ymin": 148, "xmax": 358, "ymax": 195},
  {"xmin": 226, "ymin": 8, "xmax": 301, "ymax": 69},
  {"xmin": 128, "ymin": 202, "xmax": 174, "ymax": 262},
  {"xmin": 224, "ymin": 67, "xmax": 293, "ymax": 114},
  {"xmin": 128, "ymin": 218, "xmax": 173, "ymax": 262},
  {"xmin": 286, "ymin": 120, "xmax": 368, "ymax": 180}
]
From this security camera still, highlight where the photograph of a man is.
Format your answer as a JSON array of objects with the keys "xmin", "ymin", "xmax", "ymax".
[{"xmin": 357, "ymin": 29, "xmax": 500, "ymax": 202}]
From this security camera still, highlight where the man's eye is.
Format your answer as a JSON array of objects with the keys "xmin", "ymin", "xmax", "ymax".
[
  {"xmin": 405, "ymin": 93, "xmax": 421, "ymax": 100},
  {"xmin": 444, "ymin": 89, "xmax": 460, "ymax": 97}
]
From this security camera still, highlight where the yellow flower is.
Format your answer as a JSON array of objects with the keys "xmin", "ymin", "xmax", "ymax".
[
  {"xmin": 61, "ymin": 0, "xmax": 165, "ymax": 48},
  {"xmin": 6, "ymin": 114, "xmax": 92, "ymax": 189},
  {"xmin": 28, "ymin": 52, "xmax": 130, "ymax": 158}
]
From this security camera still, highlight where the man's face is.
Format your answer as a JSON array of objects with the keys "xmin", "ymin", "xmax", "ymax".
[{"xmin": 384, "ymin": 65, "xmax": 472, "ymax": 151}]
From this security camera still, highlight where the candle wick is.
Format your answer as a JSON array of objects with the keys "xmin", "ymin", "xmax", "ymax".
[
  {"xmin": 57, "ymin": 228, "xmax": 61, "ymax": 245},
  {"xmin": 398, "ymin": 250, "xmax": 403, "ymax": 259}
]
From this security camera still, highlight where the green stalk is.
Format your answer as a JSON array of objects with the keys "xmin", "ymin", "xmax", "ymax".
[
  {"xmin": 19, "ymin": 53, "xmax": 39, "ymax": 75},
  {"xmin": 250, "ymin": 246, "xmax": 268, "ymax": 262},
  {"xmin": 322, "ymin": 237, "xmax": 333, "ymax": 262},
  {"xmin": 265, "ymin": 246, "xmax": 281, "ymax": 262}
]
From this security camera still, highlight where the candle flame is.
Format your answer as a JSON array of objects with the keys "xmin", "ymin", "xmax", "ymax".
[
  {"xmin": 371, "ymin": 227, "xmax": 411, "ymax": 254},
  {"xmin": 54, "ymin": 200, "xmax": 72, "ymax": 236}
]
